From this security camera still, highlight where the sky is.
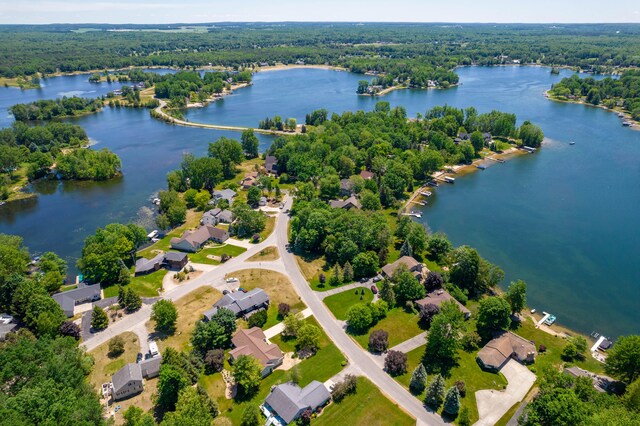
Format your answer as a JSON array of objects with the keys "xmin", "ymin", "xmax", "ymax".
[{"xmin": 1, "ymin": 0, "xmax": 639, "ymax": 25}]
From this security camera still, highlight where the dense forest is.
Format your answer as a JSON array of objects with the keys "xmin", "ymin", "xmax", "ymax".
[
  {"xmin": 10, "ymin": 97, "xmax": 103, "ymax": 121},
  {"xmin": 1, "ymin": 23, "xmax": 639, "ymax": 92},
  {"xmin": 549, "ymin": 70, "xmax": 640, "ymax": 120}
]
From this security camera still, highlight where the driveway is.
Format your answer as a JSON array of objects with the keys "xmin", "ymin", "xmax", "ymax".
[{"xmin": 474, "ymin": 359, "xmax": 536, "ymax": 426}]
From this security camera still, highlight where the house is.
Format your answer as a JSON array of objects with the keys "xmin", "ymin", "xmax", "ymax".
[
  {"xmin": 264, "ymin": 381, "xmax": 331, "ymax": 425},
  {"xmin": 170, "ymin": 225, "xmax": 229, "ymax": 252},
  {"xmin": 217, "ymin": 209, "xmax": 234, "ymax": 224},
  {"xmin": 458, "ymin": 132, "xmax": 470, "ymax": 141},
  {"xmin": 359, "ymin": 170, "xmax": 375, "ymax": 180},
  {"xmin": 52, "ymin": 285, "xmax": 102, "ymax": 317},
  {"xmin": 163, "ymin": 252, "xmax": 188, "ymax": 270},
  {"xmin": 380, "ymin": 256, "xmax": 428, "ymax": 281},
  {"xmin": 340, "ymin": 179, "xmax": 354, "ymax": 196},
  {"xmin": 229, "ymin": 327, "xmax": 283, "ymax": 377},
  {"xmin": 203, "ymin": 288, "xmax": 269, "ymax": 321},
  {"xmin": 201, "ymin": 208, "xmax": 222, "ymax": 226},
  {"xmin": 0, "ymin": 314, "xmax": 17, "ymax": 341},
  {"xmin": 564, "ymin": 366, "xmax": 615, "ymax": 393},
  {"xmin": 112, "ymin": 363, "xmax": 144, "ymax": 400},
  {"xmin": 265, "ymin": 156, "xmax": 279, "ymax": 175},
  {"xmin": 329, "ymin": 195, "xmax": 361, "ymax": 210},
  {"xmin": 241, "ymin": 172, "xmax": 259, "ymax": 189},
  {"xmin": 477, "ymin": 331, "xmax": 537, "ymax": 371},
  {"xmin": 482, "ymin": 132, "xmax": 492, "ymax": 144},
  {"xmin": 416, "ymin": 289, "xmax": 471, "ymax": 319},
  {"xmin": 140, "ymin": 356, "xmax": 162, "ymax": 379},
  {"xmin": 212, "ymin": 189, "xmax": 236, "ymax": 206},
  {"xmin": 259, "ymin": 196, "xmax": 267, "ymax": 207},
  {"xmin": 134, "ymin": 253, "xmax": 165, "ymax": 276}
]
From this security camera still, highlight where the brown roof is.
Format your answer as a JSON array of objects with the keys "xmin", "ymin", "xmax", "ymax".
[
  {"xmin": 381, "ymin": 256, "xmax": 421, "ymax": 277},
  {"xmin": 416, "ymin": 289, "xmax": 471, "ymax": 318},
  {"xmin": 170, "ymin": 225, "xmax": 227, "ymax": 250},
  {"xmin": 477, "ymin": 331, "xmax": 536, "ymax": 370},
  {"xmin": 359, "ymin": 170, "xmax": 375, "ymax": 180},
  {"xmin": 230, "ymin": 327, "xmax": 283, "ymax": 367},
  {"xmin": 329, "ymin": 195, "xmax": 361, "ymax": 210}
]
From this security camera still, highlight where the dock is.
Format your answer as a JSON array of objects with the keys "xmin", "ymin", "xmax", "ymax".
[
  {"xmin": 486, "ymin": 156, "xmax": 506, "ymax": 163},
  {"xmin": 409, "ymin": 200, "xmax": 427, "ymax": 206},
  {"xmin": 419, "ymin": 191, "xmax": 432, "ymax": 197},
  {"xmin": 401, "ymin": 212, "xmax": 422, "ymax": 218},
  {"xmin": 591, "ymin": 336, "xmax": 606, "ymax": 353},
  {"xmin": 537, "ymin": 312, "xmax": 550, "ymax": 327}
]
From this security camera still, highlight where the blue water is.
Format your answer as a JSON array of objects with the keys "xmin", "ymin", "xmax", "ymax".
[{"xmin": 0, "ymin": 66, "xmax": 637, "ymax": 338}]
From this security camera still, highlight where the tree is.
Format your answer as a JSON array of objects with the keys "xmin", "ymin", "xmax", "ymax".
[
  {"xmin": 123, "ymin": 406, "xmax": 155, "ymax": 426},
  {"xmin": 346, "ymin": 304, "xmax": 372, "ymax": 333},
  {"xmin": 409, "ymin": 364, "xmax": 428, "ymax": 395},
  {"xmin": 247, "ymin": 186, "xmax": 261, "ymax": 207},
  {"xmin": 424, "ymin": 271, "xmax": 443, "ymax": 291},
  {"xmin": 233, "ymin": 355, "xmax": 262, "ymax": 397},
  {"xmin": 248, "ymin": 309, "xmax": 268, "ymax": 328},
  {"xmin": 157, "ymin": 365, "xmax": 189, "ymax": 411},
  {"xmin": 419, "ymin": 303, "xmax": 440, "ymax": 327},
  {"xmin": 191, "ymin": 320, "xmax": 229, "ymax": 353},
  {"xmin": 297, "ymin": 323, "xmax": 321, "ymax": 353},
  {"xmin": 519, "ymin": 122, "xmax": 545, "ymax": 147},
  {"xmin": 109, "ymin": 335, "xmax": 125, "ymax": 357},
  {"xmin": 470, "ymin": 130, "xmax": 485, "ymax": 154},
  {"xmin": 231, "ymin": 203, "xmax": 266, "ymax": 238},
  {"xmin": 342, "ymin": 261, "xmax": 354, "ymax": 283},
  {"xmin": 423, "ymin": 301, "xmax": 465, "ymax": 369},
  {"xmin": 240, "ymin": 404, "xmax": 261, "ymax": 426},
  {"xmin": 328, "ymin": 263, "xmax": 342, "ymax": 286},
  {"xmin": 392, "ymin": 265, "xmax": 425, "ymax": 302},
  {"xmin": 623, "ymin": 378, "xmax": 640, "ymax": 413},
  {"xmin": 400, "ymin": 240, "xmax": 413, "ymax": 257},
  {"xmin": 91, "ymin": 305, "xmax": 108, "ymax": 330},
  {"xmin": 205, "ymin": 349, "xmax": 225, "ymax": 374},
  {"xmin": 283, "ymin": 313, "xmax": 303, "ymax": 337},
  {"xmin": 476, "ymin": 296, "xmax": 511, "ymax": 339},
  {"xmin": 120, "ymin": 286, "xmax": 142, "ymax": 312},
  {"xmin": 385, "ymin": 350, "xmax": 408, "ymax": 376},
  {"xmin": 208, "ymin": 137, "xmax": 244, "ymax": 179},
  {"xmin": 360, "ymin": 189, "xmax": 381, "ymax": 210},
  {"xmin": 194, "ymin": 190, "xmax": 211, "ymax": 211},
  {"xmin": 241, "ymin": 129, "xmax": 259, "ymax": 159},
  {"xmin": 151, "ymin": 300, "xmax": 178, "ymax": 332},
  {"xmin": 425, "ymin": 374, "xmax": 446, "ymax": 409},
  {"xmin": 278, "ymin": 303, "xmax": 290, "ymax": 318},
  {"xmin": 605, "ymin": 335, "xmax": 640, "ymax": 383},
  {"xmin": 379, "ymin": 279, "xmax": 396, "ymax": 306},
  {"xmin": 450, "ymin": 246, "xmax": 480, "ymax": 292},
  {"xmin": 443, "ymin": 386, "xmax": 461, "ymax": 415},
  {"xmin": 319, "ymin": 174, "xmax": 340, "ymax": 200},
  {"xmin": 209, "ymin": 307, "xmax": 238, "ymax": 336},
  {"xmin": 184, "ymin": 188, "xmax": 198, "ymax": 207},
  {"xmin": 505, "ymin": 279, "xmax": 527, "ymax": 315},
  {"xmin": 427, "ymin": 233, "xmax": 452, "ymax": 262},
  {"xmin": 161, "ymin": 386, "xmax": 215, "ymax": 426},
  {"xmin": 352, "ymin": 251, "xmax": 379, "ymax": 278},
  {"xmin": 331, "ymin": 374, "xmax": 358, "ymax": 402},
  {"xmin": 369, "ymin": 329, "xmax": 389, "ymax": 353},
  {"xmin": 59, "ymin": 320, "xmax": 81, "ymax": 339},
  {"xmin": 458, "ymin": 406, "xmax": 471, "ymax": 426}
]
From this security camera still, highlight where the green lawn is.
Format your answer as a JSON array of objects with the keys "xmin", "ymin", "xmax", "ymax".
[
  {"xmin": 103, "ymin": 268, "xmax": 167, "ymax": 298},
  {"xmin": 315, "ymin": 377, "xmax": 414, "ymax": 426},
  {"xmin": 352, "ymin": 307, "xmax": 424, "ymax": 349},
  {"xmin": 188, "ymin": 243, "xmax": 247, "ymax": 264},
  {"xmin": 207, "ymin": 316, "xmax": 345, "ymax": 425},
  {"xmin": 324, "ymin": 288, "xmax": 374, "ymax": 320}
]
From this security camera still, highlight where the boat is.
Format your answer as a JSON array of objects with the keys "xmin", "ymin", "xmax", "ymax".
[
  {"xmin": 443, "ymin": 176, "xmax": 455, "ymax": 184},
  {"xmin": 622, "ymin": 121, "xmax": 631, "ymax": 127},
  {"xmin": 544, "ymin": 314, "xmax": 557, "ymax": 326},
  {"xmin": 419, "ymin": 191, "xmax": 432, "ymax": 197},
  {"xmin": 476, "ymin": 164, "xmax": 486, "ymax": 170},
  {"xmin": 152, "ymin": 197, "xmax": 160, "ymax": 205},
  {"xmin": 569, "ymin": 141, "xmax": 576, "ymax": 145},
  {"xmin": 427, "ymin": 181, "xmax": 439, "ymax": 187}
]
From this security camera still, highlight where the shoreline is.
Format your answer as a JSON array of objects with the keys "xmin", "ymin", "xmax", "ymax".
[{"xmin": 256, "ymin": 64, "xmax": 347, "ymax": 73}]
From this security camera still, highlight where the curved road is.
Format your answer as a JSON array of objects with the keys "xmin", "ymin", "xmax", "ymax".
[{"xmin": 82, "ymin": 197, "xmax": 444, "ymax": 425}]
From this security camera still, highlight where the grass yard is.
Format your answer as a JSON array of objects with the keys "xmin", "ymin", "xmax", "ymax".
[
  {"xmin": 147, "ymin": 286, "xmax": 221, "ymax": 352},
  {"xmin": 258, "ymin": 215, "xmax": 276, "ymax": 241},
  {"xmin": 315, "ymin": 377, "xmax": 415, "ymax": 426},
  {"xmin": 188, "ymin": 243, "xmax": 247, "ymax": 264},
  {"xmin": 247, "ymin": 246, "xmax": 280, "ymax": 261},
  {"xmin": 351, "ymin": 307, "xmax": 423, "ymax": 349},
  {"xmin": 324, "ymin": 288, "xmax": 374, "ymax": 320},
  {"xmin": 227, "ymin": 269, "xmax": 306, "ymax": 328},
  {"xmin": 137, "ymin": 209, "xmax": 202, "ymax": 258},
  {"xmin": 104, "ymin": 269, "xmax": 167, "ymax": 298},
  {"xmin": 88, "ymin": 332, "xmax": 140, "ymax": 390},
  {"xmin": 295, "ymin": 254, "xmax": 353, "ymax": 292}
]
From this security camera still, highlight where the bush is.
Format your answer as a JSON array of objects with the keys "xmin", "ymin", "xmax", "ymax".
[
  {"xmin": 59, "ymin": 321, "xmax": 81, "ymax": 339},
  {"xmin": 455, "ymin": 380, "xmax": 466, "ymax": 397},
  {"xmin": 424, "ymin": 271, "xmax": 444, "ymax": 291},
  {"xmin": 205, "ymin": 349, "xmax": 225, "ymax": 374},
  {"xmin": 539, "ymin": 344, "xmax": 547, "ymax": 353},
  {"xmin": 460, "ymin": 332, "xmax": 481, "ymax": 352},
  {"xmin": 384, "ymin": 350, "xmax": 408, "ymax": 376},
  {"xmin": 247, "ymin": 310, "xmax": 268, "ymax": 328},
  {"xmin": 108, "ymin": 336, "xmax": 125, "ymax": 357},
  {"xmin": 419, "ymin": 303, "xmax": 440, "ymax": 327},
  {"xmin": 221, "ymin": 253, "xmax": 231, "ymax": 262},
  {"xmin": 331, "ymin": 374, "xmax": 357, "ymax": 402},
  {"xmin": 368, "ymin": 329, "xmax": 389, "ymax": 353},
  {"xmin": 278, "ymin": 303, "xmax": 290, "ymax": 318}
]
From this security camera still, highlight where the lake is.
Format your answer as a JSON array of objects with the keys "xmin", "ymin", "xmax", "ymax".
[{"xmin": 0, "ymin": 66, "xmax": 637, "ymax": 338}]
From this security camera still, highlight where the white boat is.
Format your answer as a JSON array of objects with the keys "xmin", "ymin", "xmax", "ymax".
[{"xmin": 569, "ymin": 141, "xmax": 576, "ymax": 145}]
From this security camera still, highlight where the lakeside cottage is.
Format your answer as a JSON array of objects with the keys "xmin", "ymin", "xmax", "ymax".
[
  {"xmin": 265, "ymin": 155, "xmax": 280, "ymax": 175},
  {"xmin": 212, "ymin": 188, "xmax": 236, "ymax": 206},
  {"xmin": 201, "ymin": 208, "xmax": 222, "ymax": 226},
  {"xmin": 229, "ymin": 327, "xmax": 284, "ymax": 377},
  {"xmin": 329, "ymin": 195, "xmax": 361, "ymax": 210},
  {"xmin": 134, "ymin": 251, "xmax": 188, "ymax": 276},
  {"xmin": 203, "ymin": 288, "xmax": 269, "ymax": 321},
  {"xmin": 241, "ymin": 172, "xmax": 259, "ymax": 189},
  {"xmin": 477, "ymin": 331, "xmax": 537, "ymax": 371},
  {"xmin": 263, "ymin": 381, "xmax": 331, "ymax": 425},
  {"xmin": 170, "ymin": 225, "xmax": 229, "ymax": 252},
  {"xmin": 52, "ymin": 284, "xmax": 102, "ymax": 317},
  {"xmin": 380, "ymin": 256, "xmax": 428, "ymax": 281},
  {"xmin": 416, "ymin": 289, "xmax": 472, "ymax": 319},
  {"xmin": 359, "ymin": 170, "xmax": 375, "ymax": 180}
]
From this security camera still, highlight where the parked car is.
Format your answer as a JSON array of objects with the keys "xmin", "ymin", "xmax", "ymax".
[
  {"xmin": 359, "ymin": 277, "xmax": 368, "ymax": 283},
  {"xmin": 136, "ymin": 353, "xmax": 143, "ymax": 363},
  {"xmin": 372, "ymin": 274, "xmax": 383, "ymax": 283},
  {"xmin": 222, "ymin": 289, "xmax": 230, "ymax": 295},
  {"xmin": 370, "ymin": 285, "xmax": 378, "ymax": 294},
  {"xmin": 226, "ymin": 277, "xmax": 238, "ymax": 283}
]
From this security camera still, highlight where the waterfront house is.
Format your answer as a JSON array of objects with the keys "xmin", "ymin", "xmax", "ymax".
[
  {"xmin": 359, "ymin": 170, "xmax": 375, "ymax": 180},
  {"xmin": 201, "ymin": 208, "xmax": 222, "ymax": 226},
  {"xmin": 134, "ymin": 253, "xmax": 165, "ymax": 276},
  {"xmin": 212, "ymin": 189, "xmax": 236, "ymax": 206},
  {"xmin": 416, "ymin": 289, "xmax": 471, "ymax": 319},
  {"xmin": 203, "ymin": 288, "xmax": 269, "ymax": 321},
  {"xmin": 477, "ymin": 331, "xmax": 537, "ymax": 371},
  {"xmin": 329, "ymin": 195, "xmax": 361, "ymax": 210},
  {"xmin": 112, "ymin": 363, "xmax": 143, "ymax": 401},
  {"xmin": 52, "ymin": 284, "xmax": 102, "ymax": 317},
  {"xmin": 217, "ymin": 209, "xmax": 234, "ymax": 224},
  {"xmin": 241, "ymin": 172, "xmax": 259, "ymax": 189},
  {"xmin": 264, "ymin": 381, "xmax": 331, "ymax": 425},
  {"xmin": 564, "ymin": 366, "xmax": 615, "ymax": 392},
  {"xmin": 229, "ymin": 327, "xmax": 284, "ymax": 377},
  {"xmin": 380, "ymin": 256, "xmax": 428, "ymax": 281},
  {"xmin": 483, "ymin": 132, "xmax": 492, "ymax": 145},
  {"xmin": 265, "ymin": 156, "xmax": 280, "ymax": 175},
  {"xmin": 170, "ymin": 225, "xmax": 229, "ymax": 252},
  {"xmin": 163, "ymin": 252, "xmax": 188, "ymax": 270}
]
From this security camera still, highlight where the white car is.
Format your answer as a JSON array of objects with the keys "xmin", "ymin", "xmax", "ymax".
[{"xmin": 226, "ymin": 277, "xmax": 238, "ymax": 283}]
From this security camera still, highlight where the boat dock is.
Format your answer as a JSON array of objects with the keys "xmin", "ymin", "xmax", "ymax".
[
  {"xmin": 401, "ymin": 211, "xmax": 422, "ymax": 218},
  {"xmin": 486, "ymin": 156, "xmax": 506, "ymax": 163},
  {"xmin": 409, "ymin": 200, "xmax": 427, "ymax": 206},
  {"xmin": 591, "ymin": 336, "xmax": 606, "ymax": 353},
  {"xmin": 419, "ymin": 191, "xmax": 432, "ymax": 197}
]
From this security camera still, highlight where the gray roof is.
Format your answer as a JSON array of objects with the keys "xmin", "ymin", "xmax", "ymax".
[
  {"xmin": 265, "ymin": 156, "xmax": 279, "ymax": 173},
  {"xmin": 140, "ymin": 356, "xmax": 162, "ymax": 378},
  {"xmin": 265, "ymin": 381, "xmax": 330, "ymax": 424},
  {"xmin": 217, "ymin": 209, "xmax": 234, "ymax": 222},
  {"xmin": 0, "ymin": 323, "xmax": 18, "ymax": 340},
  {"xmin": 213, "ymin": 189, "xmax": 236, "ymax": 200},
  {"xmin": 112, "ymin": 363, "xmax": 143, "ymax": 393},
  {"xmin": 164, "ymin": 251, "xmax": 187, "ymax": 262},
  {"xmin": 205, "ymin": 288, "xmax": 269, "ymax": 319},
  {"xmin": 52, "ymin": 284, "xmax": 101, "ymax": 314},
  {"xmin": 134, "ymin": 253, "xmax": 165, "ymax": 274}
]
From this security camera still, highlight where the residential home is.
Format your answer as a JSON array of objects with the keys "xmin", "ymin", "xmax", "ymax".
[
  {"xmin": 340, "ymin": 179, "xmax": 354, "ymax": 196},
  {"xmin": 259, "ymin": 196, "xmax": 267, "ymax": 206},
  {"xmin": 170, "ymin": 225, "xmax": 229, "ymax": 252},
  {"xmin": 229, "ymin": 327, "xmax": 284, "ymax": 377},
  {"xmin": 482, "ymin": 132, "xmax": 492, "ymax": 144},
  {"xmin": 203, "ymin": 288, "xmax": 269, "ymax": 321},
  {"xmin": 380, "ymin": 256, "xmax": 428, "ymax": 281},
  {"xmin": 0, "ymin": 315, "xmax": 18, "ymax": 341},
  {"xmin": 564, "ymin": 366, "xmax": 616, "ymax": 392},
  {"xmin": 112, "ymin": 363, "xmax": 144, "ymax": 401},
  {"xmin": 265, "ymin": 155, "xmax": 279, "ymax": 175},
  {"xmin": 217, "ymin": 209, "xmax": 234, "ymax": 224},
  {"xmin": 329, "ymin": 195, "xmax": 361, "ymax": 210},
  {"xmin": 212, "ymin": 189, "xmax": 236, "ymax": 206},
  {"xmin": 477, "ymin": 331, "xmax": 537, "ymax": 371},
  {"xmin": 140, "ymin": 356, "xmax": 162, "ymax": 379},
  {"xmin": 201, "ymin": 208, "xmax": 222, "ymax": 226},
  {"xmin": 134, "ymin": 253, "xmax": 165, "ymax": 276},
  {"xmin": 52, "ymin": 285, "xmax": 102, "ymax": 317},
  {"xmin": 264, "ymin": 381, "xmax": 331, "ymax": 425},
  {"xmin": 163, "ymin": 252, "xmax": 188, "ymax": 270},
  {"xmin": 241, "ymin": 172, "xmax": 259, "ymax": 189},
  {"xmin": 416, "ymin": 289, "xmax": 471, "ymax": 319},
  {"xmin": 359, "ymin": 170, "xmax": 375, "ymax": 180}
]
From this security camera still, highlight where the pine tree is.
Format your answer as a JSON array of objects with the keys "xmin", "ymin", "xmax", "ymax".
[
  {"xmin": 91, "ymin": 305, "xmax": 109, "ymax": 330},
  {"xmin": 342, "ymin": 262, "xmax": 354, "ymax": 283},
  {"xmin": 409, "ymin": 363, "xmax": 428, "ymax": 394},
  {"xmin": 400, "ymin": 240, "xmax": 413, "ymax": 257},
  {"xmin": 424, "ymin": 374, "xmax": 446, "ymax": 409},
  {"xmin": 328, "ymin": 264, "xmax": 342, "ymax": 286},
  {"xmin": 443, "ymin": 386, "xmax": 461, "ymax": 415},
  {"xmin": 379, "ymin": 279, "xmax": 396, "ymax": 306}
]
